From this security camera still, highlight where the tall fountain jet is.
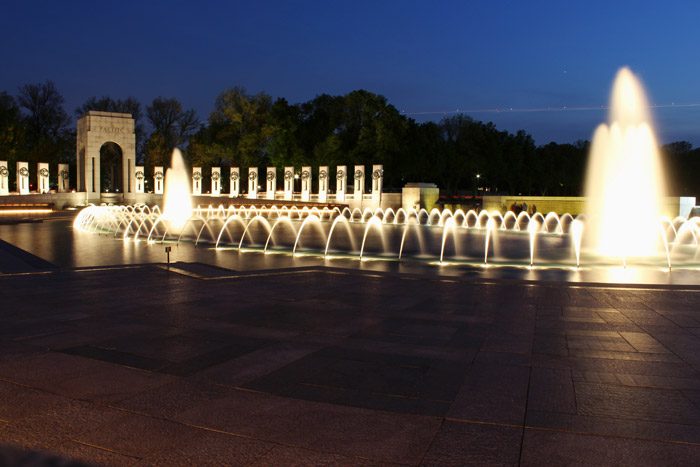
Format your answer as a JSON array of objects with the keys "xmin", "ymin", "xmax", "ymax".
[
  {"xmin": 162, "ymin": 148, "xmax": 192, "ymax": 230},
  {"xmin": 584, "ymin": 67, "xmax": 667, "ymax": 257}
]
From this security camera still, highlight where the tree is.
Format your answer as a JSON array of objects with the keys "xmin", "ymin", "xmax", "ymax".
[
  {"xmin": 144, "ymin": 97, "xmax": 200, "ymax": 174},
  {"xmin": 75, "ymin": 96, "xmax": 142, "ymax": 121},
  {"xmin": 0, "ymin": 92, "xmax": 27, "ymax": 186},
  {"xmin": 295, "ymin": 93, "xmax": 345, "ymax": 169},
  {"xmin": 662, "ymin": 141, "xmax": 697, "ymax": 196},
  {"xmin": 17, "ymin": 81, "xmax": 69, "ymax": 142},
  {"xmin": 401, "ymin": 120, "xmax": 442, "ymax": 184},
  {"xmin": 436, "ymin": 115, "xmax": 488, "ymax": 196},
  {"xmin": 663, "ymin": 141, "xmax": 693, "ymax": 156},
  {"xmin": 146, "ymin": 97, "xmax": 199, "ymax": 149},
  {"xmin": 267, "ymin": 98, "xmax": 305, "ymax": 168},
  {"xmin": 15, "ymin": 81, "xmax": 72, "ymax": 188},
  {"xmin": 205, "ymin": 86, "xmax": 275, "ymax": 167},
  {"xmin": 339, "ymin": 90, "xmax": 409, "ymax": 188}
]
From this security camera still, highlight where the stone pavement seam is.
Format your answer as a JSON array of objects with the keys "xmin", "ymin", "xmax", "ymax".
[
  {"xmin": 518, "ymin": 366, "xmax": 533, "ymax": 465},
  {"xmin": 417, "ymin": 418, "xmax": 446, "ymax": 465},
  {"xmin": 66, "ymin": 439, "xmax": 143, "ymax": 462},
  {"xmin": 522, "ymin": 424, "xmax": 700, "ymax": 447},
  {"xmin": 169, "ymin": 418, "xmax": 388, "ymax": 465}
]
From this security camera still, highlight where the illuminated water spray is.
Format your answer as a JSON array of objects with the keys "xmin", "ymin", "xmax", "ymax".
[
  {"xmin": 162, "ymin": 148, "xmax": 192, "ymax": 230},
  {"xmin": 584, "ymin": 67, "xmax": 666, "ymax": 257}
]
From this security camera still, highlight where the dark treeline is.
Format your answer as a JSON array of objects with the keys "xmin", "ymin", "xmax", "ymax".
[
  {"xmin": 186, "ymin": 87, "xmax": 590, "ymax": 196},
  {"xmin": 2, "ymin": 81, "xmax": 699, "ymax": 197}
]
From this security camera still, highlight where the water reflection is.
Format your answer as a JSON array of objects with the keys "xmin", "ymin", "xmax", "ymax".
[{"xmin": 2, "ymin": 215, "xmax": 700, "ymax": 286}]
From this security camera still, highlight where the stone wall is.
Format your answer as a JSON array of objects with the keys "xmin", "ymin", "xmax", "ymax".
[
  {"xmin": 0, "ymin": 192, "xmax": 87, "ymax": 209},
  {"xmin": 402, "ymin": 183, "xmax": 440, "ymax": 212},
  {"xmin": 483, "ymin": 196, "xmax": 586, "ymax": 215},
  {"xmin": 483, "ymin": 195, "xmax": 697, "ymax": 218},
  {"xmin": 133, "ymin": 192, "xmax": 403, "ymax": 211}
]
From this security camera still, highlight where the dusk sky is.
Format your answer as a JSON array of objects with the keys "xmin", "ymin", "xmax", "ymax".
[{"xmin": 2, "ymin": 0, "xmax": 700, "ymax": 146}]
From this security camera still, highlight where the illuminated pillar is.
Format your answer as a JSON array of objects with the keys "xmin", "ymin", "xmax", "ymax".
[
  {"xmin": 371, "ymin": 164, "xmax": 383, "ymax": 203},
  {"xmin": 0, "ymin": 161, "xmax": 8, "ymax": 195},
  {"xmin": 37, "ymin": 163, "xmax": 50, "ymax": 194},
  {"xmin": 154, "ymin": 166, "xmax": 164, "ymax": 194},
  {"xmin": 353, "ymin": 165, "xmax": 365, "ymax": 200},
  {"xmin": 192, "ymin": 167, "xmax": 202, "ymax": 195},
  {"xmin": 336, "ymin": 165, "xmax": 346, "ymax": 202},
  {"xmin": 17, "ymin": 162, "xmax": 29, "ymax": 195},
  {"xmin": 318, "ymin": 166, "xmax": 328, "ymax": 202},
  {"xmin": 266, "ymin": 167, "xmax": 276, "ymax": 200},
  {"xmin": 57, "ymin": 164, "xmax": 69, "ymax": 193},
  {"xmin": 301, "ymin": 166, "xmax": 311, "ymax": 201},
  {"xmin": 283, "ymin": 167, "xmax": 294, "ymax": 200},
  {"xmin": 211, "ymin": 167, "xmax": 221, "ymax": 196},
  {"xmin": 134, "ymin": 165, "xmax": 145, "ymax": 193},
  {"xmin": 230, "ymin": 167, "xmax": 240, "ymax": 197},
  {"xmin": 248, "ymin": 167, "xmax": 258, "ymax": 199}
]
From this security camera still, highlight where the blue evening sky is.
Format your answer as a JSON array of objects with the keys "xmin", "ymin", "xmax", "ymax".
[{"xmin": 2, "ymin": 0, "xmax": 699, "ymax": 145}]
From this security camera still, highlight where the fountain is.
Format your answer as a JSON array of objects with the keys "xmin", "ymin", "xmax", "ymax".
[
  {"xmin": 161, "ymin": 148, "xmax": 192, "ymax": 230},
  {"xmin": 584, "ymin": 67, "xmax": 667, "ymax": 257},
  {"xmin": 71, "ymin": 68, "xmax": 700, "ymax": 280}
]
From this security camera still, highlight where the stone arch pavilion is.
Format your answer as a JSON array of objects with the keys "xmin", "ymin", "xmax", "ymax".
[{"xmin": 76, "ymin": 111, "xmax": 136, "ymax": 203}]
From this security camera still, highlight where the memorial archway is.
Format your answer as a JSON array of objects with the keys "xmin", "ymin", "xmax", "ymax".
[{"xmin": 76, "ymin": 111, "xmax": 136, "ymax": 202}]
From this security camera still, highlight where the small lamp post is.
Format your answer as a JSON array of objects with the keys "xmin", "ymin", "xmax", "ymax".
[{"xmin": 474, "ymin": 173, "xmax": 481, "ymax": 209}]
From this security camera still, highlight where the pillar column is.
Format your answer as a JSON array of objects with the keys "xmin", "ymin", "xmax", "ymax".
[
  {"xmin": 266, "ymin": 167, "xmax": 276, "ymax": 200},
  {"xmin": 371, "ymin": 164, "xmax": 383, "ymax": 204},
  {"xmin": 353, "ymin": 165, "xmax": 365, "ymax": 200},
  {"xmin": 336, "ymin": 166, "xmax": 346, "ymax": 202},
  {"xmin": 248, "ymin": 167, "xmax": 258, "ymax": 199},
  {"xmin": 0, "ymin": 161, "xmax": 8, "ymax": 195},
  {"xmin": 134, "ymin": 166, "xmax": 145, "ymax": 193},
  {"xmin": 301, "ymin": 166, "xmax": 311, "ymax": 201},
  {"xmin": 230, "ymin": 167, "xmax": 240, "ymax": 197},
  {"xmin": 318, "ymin": 166, "xmax": 328, "ymax": 202},
  {"xmin": 154, "ymin": 166, "xmax": 164, "ymax": 194},
  {"xmin": 17, "ymin": 162, "xmax": 29, "ymax": 195},
  {"xmin": 211, "ymin": 167, "xmax": 221, "ymax": 196},
  {"xmin": 192, "ymin": 167, "xmax": 202, "ymax": 195},
  {"xmin": 284, "ymin": 167, "xmax": 294, "ymax": 200},
  {"xmin": 37, "ymin": 163, "xmax": 50, "ymax": 194},
  {"xmin": 58, "ymin": 164, "xmax": 70, "ymax": 193}
]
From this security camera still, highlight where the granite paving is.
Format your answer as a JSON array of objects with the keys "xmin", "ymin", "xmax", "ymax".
[{"xmin": 0, "ymin": 242, "xmax": 699, "ymax": 465}]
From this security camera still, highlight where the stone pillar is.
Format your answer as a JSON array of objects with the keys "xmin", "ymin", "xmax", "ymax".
[
  {"xmin": 38, "ymin": 163, "xmax": 50, "ymax": 194},
  {"xmin": 336, "ymin": 166, "xmax": 346, "ymax": 202},
  {"xmin": 58, "ymin": 164, "xmax": 69, "ymax": 193},
  {"xmin": 17, "ymin": 162, "xmax": 29, "ymax": 195},
  {"xmin": 248, "ymin": 167, "xmax": 258, "ymax": 199},
  {"xmin": 134, "ymin": 166, "xmax": 145, "ymax": 193},
  {"xmin": 0, "ymin": 161, "xmax": 8, "ymax": 195},
  {"xmin": 125, "ymin": 157, "xmax": 134, "ymax": 198},
  {"xmin": 154, "ymin": 166, "xmax": 164, "ymax": 194},
  {"xmin": 353, "ymin": 165, "xmax": 365, "ymax": 200},
  {"xmin": 283, "ymin": 167, "xmax": 294, "ymax": 200},
  {"xmin": 230, "ymin": 167, "xmax": 240, "ymax": 197},
  {"xmin": 192, "ymin": 167, "xmax": 202, "ymax": 195},
  {"xmin": 318, "ymin": 166, "xmax": 329, "ymax": 202},
  {"xmin": 301, "ymin": 166, "xmax": 312, "ymax": 201},
  {"xmin": 371, "ymin": 164, "xmax": 383, "ymax": 203},
  {"xmin": 85, "ymin": 149, "xmax": 99, "ymax": 197},
  {"xmin": 211, "ymin": 167, "xmax": 221, "ymax": 196},
  {"xmin": 266, "ymin": 167, "xmax": 276, "ymax": 200}
]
